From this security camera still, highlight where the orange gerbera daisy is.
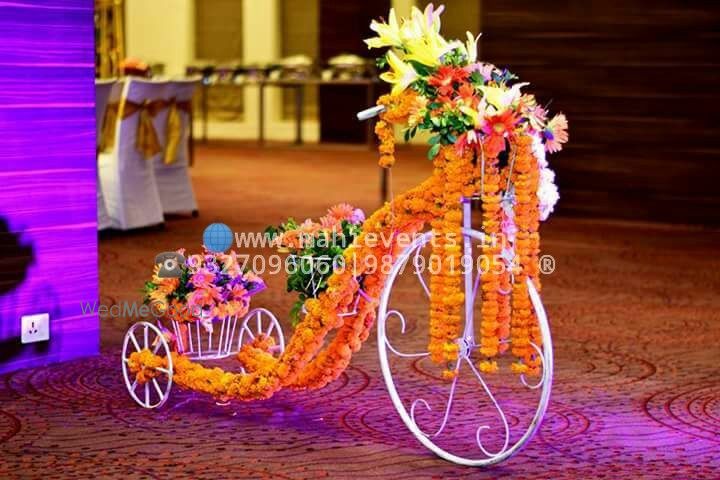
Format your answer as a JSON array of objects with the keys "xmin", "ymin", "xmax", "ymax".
[
  {"xmin": 456, "ymin": 82, "xmax": 478, "ymax": 108},
  {"xmin": 428, "ymin": 65, "xmax": 469, "ymax": 97},
  {"xmin": 482, "ymin": 109, "xmax": 518, "ymax": 157}
]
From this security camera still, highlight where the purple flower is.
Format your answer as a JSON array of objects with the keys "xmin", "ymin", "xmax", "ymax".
[{"xmin": 350, "ymin": 208, "xmax": 366, "ymax": 224}]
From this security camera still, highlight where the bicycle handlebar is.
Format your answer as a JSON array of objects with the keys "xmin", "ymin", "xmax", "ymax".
[{"xmin": 356, "ymin": 105, "xmax": 386, "ymax": 121}]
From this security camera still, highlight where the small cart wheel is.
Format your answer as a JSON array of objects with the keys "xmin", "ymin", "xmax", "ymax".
[
  {"xmin": 238, "ymin": 308, "xmax": 286, "ymax": 358},
  {"xmin": 122, "ymin": 321, "xmax": 174, "ymax": 409}
]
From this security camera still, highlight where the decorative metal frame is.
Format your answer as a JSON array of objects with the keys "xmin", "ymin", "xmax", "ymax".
[{"xmin": 377, "ymin": 199, "xmax": 553, "ymax": 466}]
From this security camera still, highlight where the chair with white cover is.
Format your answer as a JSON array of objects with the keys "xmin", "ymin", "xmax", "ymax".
[
  {"xmin": 153, "ymin": 79, "xmax": 199, "ymax": 216},
  {"xmin": 99, "ymin": 78, "xmax": 167, "ymax": 230},
  {"xmin": 95, "ymin": 79, "xmax": 118, "ymax": 231}
]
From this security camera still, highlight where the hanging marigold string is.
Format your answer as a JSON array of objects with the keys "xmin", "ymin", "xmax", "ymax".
[
  {"xmin": 510, "ymin": 135, "xmax": 542, "ymax": 376},
  {"xmin": 427, "ymin": 145, "xmax": 475, "ymax": 379},
  {"xmin": 477, "ymin": 150, "xmax": 502, "ymax": 374}
]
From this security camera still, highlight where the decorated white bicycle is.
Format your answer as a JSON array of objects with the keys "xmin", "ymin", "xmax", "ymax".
[{"xmin": 123, "ymin": 4, "xmax": 567, "ymax": 466}]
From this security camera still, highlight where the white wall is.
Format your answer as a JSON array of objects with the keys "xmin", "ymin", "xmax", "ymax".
[{"xmin": 124, "ymin": 0, "xmax": 195, "ymax": 77}]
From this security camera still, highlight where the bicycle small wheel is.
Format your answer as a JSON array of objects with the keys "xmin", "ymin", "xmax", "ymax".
[
  {"xmin": 121, "ymin": 321, "xmax": 174, "ymax": 409},
  {"xmin": 238, "ymin": 308, "xmax": 286, "ymax": 356}
]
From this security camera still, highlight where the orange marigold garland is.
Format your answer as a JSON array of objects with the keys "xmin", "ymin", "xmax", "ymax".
[
  {"xmin": 428, "ymin": 146, "xmax": 474, "ymax": 378},
  {"xmin": 496, "ymin": 157, "xmax": 514, "ymax": 356},
  {"xmin": 374, "ymin": 91, "xmax": 417, "ymax": 168},
  {"xmin": 510, "ymin": 135, "xmax": 542, "ymax": 376},
  {"xmin": 477, "ymin": 151, "xmax": 502, "ymax": 374}
]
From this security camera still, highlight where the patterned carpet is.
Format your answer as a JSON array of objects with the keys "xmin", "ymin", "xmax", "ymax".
[{"xmin": 1, "ymin": 143, "xmax": 719, "ymax": 479}]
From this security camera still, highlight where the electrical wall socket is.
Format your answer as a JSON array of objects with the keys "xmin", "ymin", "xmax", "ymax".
[{"xmin": 21, "ymin": 313, "xmax": 49, "ymax": 344}]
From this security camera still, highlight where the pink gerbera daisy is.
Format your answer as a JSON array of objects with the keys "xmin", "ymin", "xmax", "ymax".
[
  {"xmin": 327, "ymin": 203, "xmax": 355, "ymax": 223},
  {"xmin": 544, "ymin": 113, "xmax": 569, "ymax": 153}
]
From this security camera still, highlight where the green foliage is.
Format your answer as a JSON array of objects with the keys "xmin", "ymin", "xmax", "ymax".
[
  {"xmin": 441, "ymin": 47, "xmax": 466, "ymax": 66},
  {"xmin": 268, "ymin": 218, "xmax": 362, "ymax": 326},
  {"xmin": 375, "ymin": 54, "xmax": 388, "ymax": 69}
]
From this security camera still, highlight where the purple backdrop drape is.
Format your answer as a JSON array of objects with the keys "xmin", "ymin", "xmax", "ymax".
[{"xmin": 0, "ymin": 0, "xmax": 98, "ymax": 374}]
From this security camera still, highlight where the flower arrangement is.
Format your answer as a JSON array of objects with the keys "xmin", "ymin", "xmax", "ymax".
[
  {"xmin": 142, "ymin": 247, "xmax": 265, "ymax": 324},
  {"xmin": 366, "ymin": 5, "xmax": 567, "ymax": 163},
  {"xmin": 365, "ymin": 4, "xmax": 568, "ymax": 375},
  {"xmin": 265, "ymin": 203, "xmax": 365, "ymax": 324}
]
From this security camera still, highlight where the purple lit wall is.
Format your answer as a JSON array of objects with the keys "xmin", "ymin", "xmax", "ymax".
[{"xmin": 0, "ymin": 0, "xmax": 98, "ymax": 374}]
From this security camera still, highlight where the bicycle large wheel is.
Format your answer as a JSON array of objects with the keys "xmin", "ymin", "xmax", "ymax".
[{"xmin": 377, "ymin": 230, "xmax": 553, "ymax": 466}]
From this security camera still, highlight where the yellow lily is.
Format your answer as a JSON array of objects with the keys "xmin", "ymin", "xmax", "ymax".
[
  {"xmin": 365, "ymin": 8, "xmax": 403, "ymax": 49},
  {"xmin": 411, "ymin": 4, "xmax": 443, "ymax": 36},
  {"xmin": 459, "ymin": 100, "xmax": 488, "ymax": 129},
  {"xmin": 479, "ymin": 83, "xmax": 528, "ymax": 113},
  {"xmin": 402, "ymin": 4, "xmax": 459, "ymax": 66},
  {"xmin": 464, "ymin": 31, "xmax": 481, "ymax": 63},
  {"xmin": 404, "ymin": 33, "xmax": 460, "ymax": 67},
  {"xmin": 379, "ymin": 50, "xmax": 418, "ymax": 94}
]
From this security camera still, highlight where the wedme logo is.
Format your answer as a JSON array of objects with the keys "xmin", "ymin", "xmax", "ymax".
[{"xmin": 80, "ymin": 300, "xmax": 202, "ymax": 319}]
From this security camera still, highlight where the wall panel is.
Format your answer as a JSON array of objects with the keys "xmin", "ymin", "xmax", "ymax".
[{"xmin": 481, "ymin": 0, "xmax": 720, "ymax": 224}]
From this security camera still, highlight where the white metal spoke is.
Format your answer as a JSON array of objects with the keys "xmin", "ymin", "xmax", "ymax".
[
  {"xmin": 217, "ymin": 318, "xmax": 226, "ymax": 354},
  {"xmin": 172, "ymin": 321, "xmax": 184, "ymax": 352},
  {"xmin": 413, "ymin": 246, "xmax": 430, "ymax": 298},
  {"xmin": 196, "ymin": 322, "xmax": 202, "ymax": 357},
  {"xmin": 128, "ymin": 331, "xmax": 141, "ymax": 352},
  {"xmin": 143, "ymin": 325, "xmax": 148, "ymax": 349},
  {"xmin": 226, "ymin": 317, "xmax": 238, "ymax": 353},
  {"xmin": 256, "ymin": 312, "xmax": 262, "ymax": 333},
  {"xmin": 144, "ymin": 383, "xmax": 150, "ymax": 407},
  {"xmin": 131, "ymin": 379, "xmax": 138, "ymax": 392},
  {"xmin": 243, "ymin": 323, "xmax": 255, "ymax": 340},
  {"xmin": 155, "ymin": 367, "xmax": 170, "ymax": 375},
  {"xmin": 152, "ymin": 378, "xmax": 163, "ymax": 399}
]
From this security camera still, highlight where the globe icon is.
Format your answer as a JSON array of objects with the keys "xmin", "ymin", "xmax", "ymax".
[{"xmin": 203, "ymin": 223, "xmax": 233, "ymax": 253}]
